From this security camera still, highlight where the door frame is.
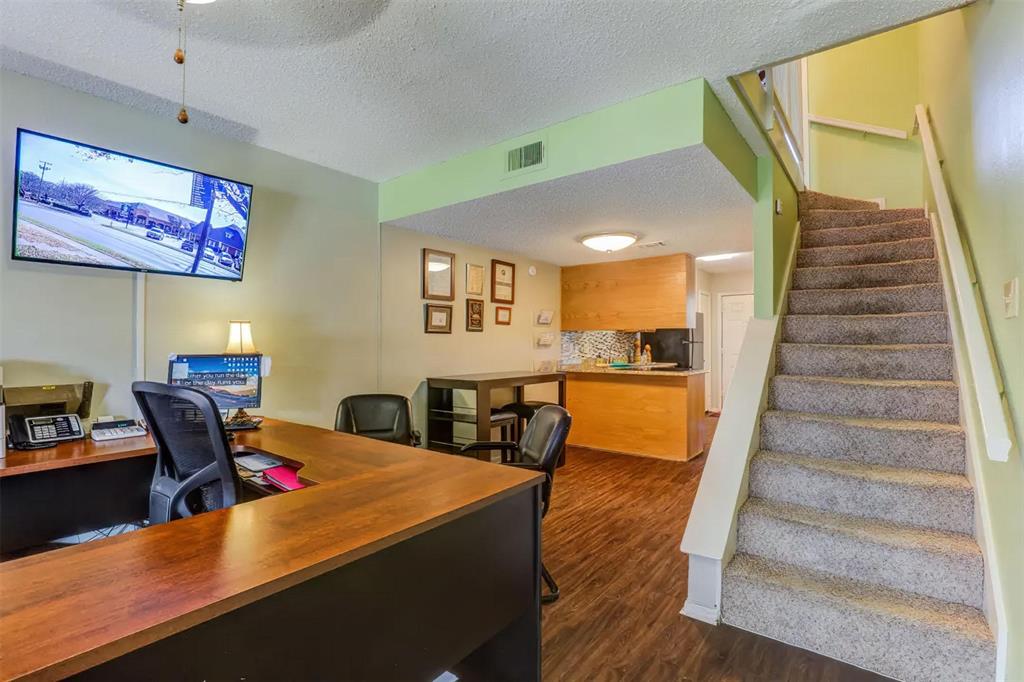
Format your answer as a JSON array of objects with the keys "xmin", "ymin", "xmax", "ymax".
[{"xmin": 716, "ymin": 291, "xmax": 755, "ymax": 411}]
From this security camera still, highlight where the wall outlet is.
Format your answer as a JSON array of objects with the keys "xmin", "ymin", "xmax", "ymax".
[{"xmin": 1004, "ymin": 277, "xmax": 1019, "ymax": 318}]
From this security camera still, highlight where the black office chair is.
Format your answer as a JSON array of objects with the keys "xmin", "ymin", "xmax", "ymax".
[
  {"xmin": 132, "ymin": 381, "xmax": 241, "ymax": 525},
  {"xmin": 461, "ymin": 404, "xmax": 572, "ymax": 604},
  {"xmin": 335, "ymin": 394, "xmax": 421, "ymax": 447}
]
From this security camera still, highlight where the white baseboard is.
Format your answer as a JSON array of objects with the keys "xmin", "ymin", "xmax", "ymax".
[{"xmin": 681, "ymin": 599, "xmax": 720, "ymax": 625}]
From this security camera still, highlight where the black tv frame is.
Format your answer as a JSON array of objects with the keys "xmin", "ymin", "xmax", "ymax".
[{"xmin": 11, "ymin": 128, "xmax": 253, "ymax": 282}]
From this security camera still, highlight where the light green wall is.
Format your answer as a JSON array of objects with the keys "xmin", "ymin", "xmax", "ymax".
[
  {"xmin": 380, "ymin": 78, "xmax": 758, "ymax": 222},
  {"xmin": 753, "ymin": 155, "xmax": 799, "ymax": 319},
  {"xmin": 380, "ymin": 80, "xmax": 704, "ymax": 222},
  {"xmin": 807, "ymin": 24, "xmax": 923, "ymax": 208},
  {"xmin": 917, "ymin": 3, "xmax": 1024, "ymax": 676}
]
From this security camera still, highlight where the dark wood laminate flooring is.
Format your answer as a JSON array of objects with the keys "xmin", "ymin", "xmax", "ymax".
[{"xmin": 540, "ymin": 416, "xmax": 889, "ymax": 682}]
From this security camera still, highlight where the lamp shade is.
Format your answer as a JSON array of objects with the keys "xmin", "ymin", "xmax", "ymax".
[{"xmin": 226, "ymin": 320, "xmax": 257, "ymax": 354}]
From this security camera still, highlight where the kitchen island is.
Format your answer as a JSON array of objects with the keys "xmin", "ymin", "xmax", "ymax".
[{"xmin": 561, "ymin": 365, "xmax": 708, "ymax": 461}]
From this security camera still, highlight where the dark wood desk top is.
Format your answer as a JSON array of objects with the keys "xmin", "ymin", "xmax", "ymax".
[
  {"xmin": 427, "ymin": 370, "xmax": 565, "ymax": 389},
  {"xmin": 0, "ymin": 434, "xmax": 156, "ymax": 478},
  {"xmin": 0, "ymin": 419, "xmax": 543, "ymax": 681}
]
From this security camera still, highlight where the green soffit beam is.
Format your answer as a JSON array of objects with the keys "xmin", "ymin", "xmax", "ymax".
[{"xmin": 379, "ymin": 78, "xmax": 756, "ymax": 222}]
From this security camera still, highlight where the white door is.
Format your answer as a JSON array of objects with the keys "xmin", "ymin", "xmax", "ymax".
[
  {"xmin": 699, "ymin": 292, "xmax": 712, "ymax": 407},
  {"xmin": 720, "ymin": 294, "xmax": 755, "ymax": 403}
]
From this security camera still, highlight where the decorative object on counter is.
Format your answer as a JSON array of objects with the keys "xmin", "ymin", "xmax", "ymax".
[
  {"xmin": 535, "ymin": 332, "xmax": 555, "ymax": 348},
  {"xmin": 495, "ymin": 306, "xmax": 512, "ymax": 325},
  {"xmin": 491, "ymin": 259, "xmax": 515, "ymax": 304},
  {"xmin": 633, "ymin": 337, "xmax": 642, "ymax": 364},
  {"xmin": 424, "ymin": 303, "xmax": 453, "ymax": 333},
  {"xmin": 535, "ymin": 309, "xmax": 554, "ymax": 326},
  {"xmin": 466, "ymin": 299, "xmax": 484, "ymax": 332},
  {"xmin": 465, "ymin": 262, "xmax": 485, "ymax": 296},
  {"xmin": 422, "ymin": 248, "xmax": 455, "ymax": 301},
  {"xmin": 534, "ymin": 360, "xmax": 557, "ymax": 372},
  {"xmin": 643, "ymin": 343, "xmax": 652, "ymax": 365}
]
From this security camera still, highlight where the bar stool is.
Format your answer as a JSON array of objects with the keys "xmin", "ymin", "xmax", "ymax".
[
  {"xmin": 501, "ymin": 400, "xmax": 554, "ymax": 438},
  {"xmin": 490, "ymin": 408, "xmax": 518, "ymax": 441}
]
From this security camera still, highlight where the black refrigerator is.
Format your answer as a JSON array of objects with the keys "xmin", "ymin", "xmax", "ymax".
[{"xmin": 640, "ymin": 315, "xmax": 704, "ymax": 370}]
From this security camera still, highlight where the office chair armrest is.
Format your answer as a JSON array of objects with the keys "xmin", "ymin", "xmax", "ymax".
[
  {"xmin": 503, "ymin": 461, "xmax": 545, "ymax": 473},
  {"xmin": 459, "ymin": 440, "xmax": 519, "ymax": 454}
]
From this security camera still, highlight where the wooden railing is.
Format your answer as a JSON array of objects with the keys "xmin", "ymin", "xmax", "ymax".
[
  {"xmin": 916, "ymin": 103, "xmax": 1014, "ymax": 462},
  {"xmin": 807, "ymin": 113, "xmax": 908, "ymax": 140}
]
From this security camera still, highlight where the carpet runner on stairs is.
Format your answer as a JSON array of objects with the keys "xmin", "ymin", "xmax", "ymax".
[{"xmin": 720, "ymin": 191, "xmax": 996, "ymax": 682}]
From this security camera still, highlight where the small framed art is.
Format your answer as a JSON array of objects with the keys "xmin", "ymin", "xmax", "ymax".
[
  {"xmin": 425, "ymin": 303, "xmax": 453, "ymax": 333},
  {"xmin": 495, "ymin": 306, "xmax": 512, "ymax": 325},
  {"xmin": 491, "ymin": 259, "xmax": 515, "ymax": 304},
  {"xmin": 466, "ymin": 299, "xmax": 484, "ymax": 332}
]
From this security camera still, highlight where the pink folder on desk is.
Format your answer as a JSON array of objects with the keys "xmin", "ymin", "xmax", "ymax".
[{"xmin": 263, "ymin": 465, "xmax": 306, "ymax": 492}]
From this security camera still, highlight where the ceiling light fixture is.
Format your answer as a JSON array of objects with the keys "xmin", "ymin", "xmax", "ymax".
[
  {"xmin": 186, "ymin": 0, "xmax": 216, "ymax": 4},
  {"xmin": 580, "ymin": 232, "xmax": 639, "ymax": 253},
  {"xmin": 696, "ymin": 252, "xmax": 745, "ymax": 262}
]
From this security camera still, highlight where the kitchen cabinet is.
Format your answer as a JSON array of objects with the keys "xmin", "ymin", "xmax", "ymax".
[{"xmin": 560, "ymin": 253, "xmax": 694, "ymax": 331}]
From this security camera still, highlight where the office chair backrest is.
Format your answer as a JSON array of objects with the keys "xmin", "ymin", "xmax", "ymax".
[
  {"xmin": 132, "ymin": 381, "xmax": 240, "ymax": 524},
  {"xmin": 335, "ymin": 394, "xmax": 417, "ymax": 446},
  {"xmin": 518, "ymin": 404, "xmax": 572, "ymax": 511}
]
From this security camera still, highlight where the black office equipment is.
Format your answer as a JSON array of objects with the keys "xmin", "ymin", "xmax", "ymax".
[
  {"xmin": 335, "ymin": 394, "xmax": 421, "ymax": 446},
  {"xmin": 7, "ymin": 413, "xmax": 84, "ymax": 450},
  {"xmin": 132, "ymin": 381, "xmax": 241, "ymax": 524},
  {"xmin": 461, "ymin": 404, "xmax": 572, "ymax": 603},
  {"xmin": 2, "ymin": 381, "xmax": 93, "ymax": 421}
]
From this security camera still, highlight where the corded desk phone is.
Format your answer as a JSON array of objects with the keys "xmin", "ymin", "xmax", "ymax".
[{"xmin": 6, "ymin": 414, "xmax": 84, "ymax": 450}]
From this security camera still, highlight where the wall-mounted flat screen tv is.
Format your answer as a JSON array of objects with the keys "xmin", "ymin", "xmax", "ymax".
[{"xmin": 12, "ymin": 129, "xmax": 252, "ymax": 281}]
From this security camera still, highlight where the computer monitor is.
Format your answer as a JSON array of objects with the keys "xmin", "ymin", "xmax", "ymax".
[{"xmin": 167, "ymin": 354, "xmax": 262, "ymax": 411}]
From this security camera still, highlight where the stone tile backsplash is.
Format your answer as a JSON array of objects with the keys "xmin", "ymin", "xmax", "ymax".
[{"xmin": 560, "ymin": 331, "xmax": 639, "ymax": 365}]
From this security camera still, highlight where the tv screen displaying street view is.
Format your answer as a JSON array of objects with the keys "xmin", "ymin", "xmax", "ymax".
[{"xmin": 12, "ymin": 129, "xmax": 252, "ymax": 281}]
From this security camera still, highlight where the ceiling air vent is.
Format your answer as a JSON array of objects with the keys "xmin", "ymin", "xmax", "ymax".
[
  {"xmin": 507, "ymin": 141, "xmax": 544, "ymax": 173},
  {"xmin": 636, "ymin": 240, "xmax": 667, "ymax": 249}
]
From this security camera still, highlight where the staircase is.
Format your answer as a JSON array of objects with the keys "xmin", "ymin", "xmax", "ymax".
[{"xmin": 720, "ymin": 190, "xmax": 996, "ymax": 681}]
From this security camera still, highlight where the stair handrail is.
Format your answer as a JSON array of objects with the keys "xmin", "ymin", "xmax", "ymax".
[
  {"xmin": 807, "ymin": 113, "xmax": 908, "ymax": 140},
  {"xmin": 916, "ymin": 103, "xmax": 1014, "ymax": 462}
]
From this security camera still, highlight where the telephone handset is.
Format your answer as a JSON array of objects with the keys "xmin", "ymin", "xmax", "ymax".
[{"xmin": 6, "ymin": 414, "xmax": 84, "ymax": 450}]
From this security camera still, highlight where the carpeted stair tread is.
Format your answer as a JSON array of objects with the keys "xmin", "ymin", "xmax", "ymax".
[
  {"xmin": 777, "ymin": 342, "xmax": 954, "ymax": 381},
  {"xmin": 801, "ymin": 218, "xmax": 931, "ymax": 248},
  {"xmin": 787, "ymin": 282, "xmax": 945, "ymax": 315},
  {"xmin": 782, "ymin": 312, "xmax": 949, "ymax": 344},
  {"xmin": 737, "ymin": 498, "xmax": 983, "ymax": 607},
  {"xmin": 770, "ymin": 374, "xmax": 960, "ymax": 423},
  {"xmin": 760, "ymin": 410, "xmax": 965, "ymax": 473},
  {"xmin": 796, "ymin": 237, "xmax": 934, "ymax": 267},
  {"xmin": 802, "ymin": 208, "xmax": 926, "ymax": 230},
  {"xmin": 792, "ymin": 258, "xmax": 940, "ymax": 290},
  {"xmin": 798, "ymin": 190, "xmax": 880, "ymax": 212},
  {"xmin": 750, "ymin": 450, "xmax": 973, "ymax": 534},
  {"xmin": 722, "ymin": 554, "xmax": 995, "ymax": 682}
]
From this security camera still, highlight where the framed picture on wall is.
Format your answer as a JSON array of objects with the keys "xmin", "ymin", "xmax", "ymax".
[
  {"xmin": 491, "ymin": 259, "xmax": 515, "ymax": 304},
  {"xmin": 424, "ymin": 303, "xmax": 453, "ymax": 333},
  {"xmin": 466, "ymin": 263, "xmax": 485, "ymax": 297},
  {"xmin": 466, "ymin": 299, "xmax": 484, "ymax": 332},
  {"xmin": 422, "ymin": 248, "xmax": 455, "ymax": 301},
  {"xmin": 495, "ymin": 306, "xmax": 512, "ymax": 325}
]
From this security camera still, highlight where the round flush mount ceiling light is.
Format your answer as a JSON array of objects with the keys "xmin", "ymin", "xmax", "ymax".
[
  {"xmin": 696, "ymin": 252, "xmax": 745, "ymax": 262},
  {"xmin": 186, "ymin": 0, "xmax": 217, "ymax": 4},
  {"xmin": 580, "ymin": 232, "xmax": 639, "ymax": 253}
]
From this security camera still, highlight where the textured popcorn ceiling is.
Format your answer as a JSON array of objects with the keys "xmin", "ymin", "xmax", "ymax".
[
  {"xmin": 390, "ymin": 146, "xmax": 754, "ymax": 266},
  {"xmin": 0, "ymin": 0, "xmax": 965, "ymax": 182}
]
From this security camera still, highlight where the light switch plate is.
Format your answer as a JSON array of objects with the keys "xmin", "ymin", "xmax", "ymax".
[{"xmin": 1004, "ymin": 277, "xmax": 1019, "ymax": 318}]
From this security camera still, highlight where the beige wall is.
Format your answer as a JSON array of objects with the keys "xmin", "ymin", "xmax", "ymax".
[
  {"xmin": 697, "ymin": 268, "xmax": 754, "ymax": 411},
  {"xmin": 1, "ymin": 70, "xmax": 380, "ymax": 426},
  {"xmin": 379, "ymin": 224, "xmax": 561, "ymax": 443}
]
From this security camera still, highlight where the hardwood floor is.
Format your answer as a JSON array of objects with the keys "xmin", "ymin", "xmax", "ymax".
[{"xmin": 540, "ymin": 416, "xmax": 888, "ymax": 682}]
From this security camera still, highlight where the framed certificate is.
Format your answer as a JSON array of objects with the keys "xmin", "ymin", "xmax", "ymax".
[
  {"xmin": 466, "ymin": 263, "xmax": 485, "ymax": 297},
  {"xmin": 495, "ymin": 306, "xmax": 512, "ymax": 325},
  {"xmin": 490, "ymin": 259, "xmax": 515, "ymax": 304},
  {"xmin": 424, "ymin": 303, "xmax": 453, "ymax": 333},
  {"xmin": 422, "ymin": 248, "xmax": 455, "ymax": 301}
]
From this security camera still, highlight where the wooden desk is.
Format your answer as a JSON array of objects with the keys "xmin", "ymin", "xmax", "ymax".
[
  {"xmin": 426, "ymin": 371, "xmax": 566, "ymax": 456},
  {"xmin": 0, "ymin": 419, "xmax": 544, "ymax": 681}
]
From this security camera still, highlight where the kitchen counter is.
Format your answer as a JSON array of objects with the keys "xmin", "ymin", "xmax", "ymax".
[
  {"xmin": 563, "ymin": 367, "xmax": 706, "ymax": 461},
  {"xmin": 560, "ymin": 364, "xmax": 709, "ymax": 378}
]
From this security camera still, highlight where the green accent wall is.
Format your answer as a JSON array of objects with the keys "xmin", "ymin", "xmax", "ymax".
[
  {"xmin": 918, "ymin": 6, "xmax": 1024, "ymax": 676},
  {"xmin": 807, "ymin": 24, "xmax": 923, "ymax": 208},
  {"xmin": 379, "ymin": 78, "xmax": 757, "ymax": 222},
  {"xmin": 753, "ymin": 155, "xmax": 799, "ymax": 319}
]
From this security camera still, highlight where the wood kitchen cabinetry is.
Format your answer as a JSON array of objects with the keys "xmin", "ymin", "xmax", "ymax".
[{"xmin": 560, "ymin": 253, "xmax": 694, "ymax": 331}]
